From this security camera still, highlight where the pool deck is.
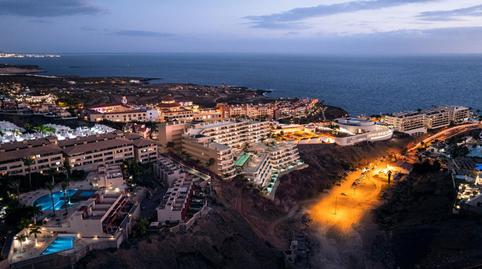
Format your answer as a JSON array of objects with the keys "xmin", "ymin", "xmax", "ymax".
[
  {"xmin": 9, "ymin": 230, "xmax": 120, "ymax": 266},
  {"xmin": 9, "ymin": 230, "xmax": 58, "ymax": 263},
  {"xmin": 19, "ymin": 180, "xmax": 95, "ymax": 209},
  {"xmin": 235, "ymin": 153, "xmax": 251, "ymax": 167}
]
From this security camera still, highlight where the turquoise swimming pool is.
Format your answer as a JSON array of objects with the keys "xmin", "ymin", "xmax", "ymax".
[
  {"xmin": 34, "ymin": 189, "xmax": 95, "ymax": 212},
  {"xmin": 41, "ymin": 236, "xmax": 75, "ymax": 255}
]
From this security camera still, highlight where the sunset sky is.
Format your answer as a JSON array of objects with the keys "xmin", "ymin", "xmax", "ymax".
[{"xmin": 1, "ymin": 0, "xmax": 482, "ymax": 54}]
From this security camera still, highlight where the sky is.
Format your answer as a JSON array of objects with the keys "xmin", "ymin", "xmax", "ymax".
[{"xmin": 1, "ymin": 0, "xmax": 482, "ymax": 55}]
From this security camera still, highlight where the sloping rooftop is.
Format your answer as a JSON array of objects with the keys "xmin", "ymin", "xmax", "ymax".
[{"xmin": 63, "ymin": 138, "xmax": 133, "ymax": 156}]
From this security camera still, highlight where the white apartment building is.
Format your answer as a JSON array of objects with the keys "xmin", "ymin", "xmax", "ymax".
[
  {"xmin": 267, "ymin": 143, "xmax": 303, "ymax": 172},
  {"xmin": 91, "ymin": 164, "xmax": 126, "ymax": 190},
  {"xmin": 156, "ymin": 155, "xmax": 188, "ymax": 186},
  {"xmin": 241, "ymin": 153, "xmax": 273, "ymax": 187},
  {"xmin": 385, "ymin": 105, "xmax": 471, "ymax": 135},
  {"xmin": 157, "ymin": 177, "xmax": 193, "ymax": 223},
  {"xmin": 88, "ymin": 104, "xmax": 148, "ymax": 122},
  {"xmin": 182, "ymin": 120, "xmax": 270, "ymax": 179},
  {"xmin": 182, "ymin": 137, "xmax": 236, "ymax": 179},
  {"xmin": 157, "ymin": 122, "xmax": 188, "ymax": 151},
  {"xmin": 424, "ymin": 107, "xmax": 451, "ymax": 129},
  {"xmin": 384, "ymin": 111, "xmax": 427, "ymax": 135},
  {"xmin": 236, "ymin": 142, "xmax": 305, "ymax": 197},
  {"xmin": 448, "ymin": 105, "xmax": 471, "ymax": 123},
  {"xmin": 53, "ymin": 191, "xmax": 139, "ymax": 243}
]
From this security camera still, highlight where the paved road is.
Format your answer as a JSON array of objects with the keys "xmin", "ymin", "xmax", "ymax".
[{"xmin": 408, "ymin": 122, "xmax": 482, "ymax": 152}]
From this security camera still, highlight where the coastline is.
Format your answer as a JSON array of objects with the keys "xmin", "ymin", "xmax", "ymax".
[{"xmin": 0, "ymin": 64, "xmax": 42, "ymax": 75}]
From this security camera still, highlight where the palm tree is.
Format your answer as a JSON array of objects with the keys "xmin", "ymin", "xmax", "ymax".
[
  {"xmin": 47, "ymin": 168, "xmax": 57, "ymax": 185},
  {"xmin": 63, "ymin": 160, "xmax": 71, "ymax": 182},
  {"xmin": 207, "ymin": 158, "xmax": 216, "ymax": 167},
  {"xmin": 127, "ymin": 161, "xmax": 142, "ymax": 185},
  {"xmin": 135, "ymin": 218, "xmax": 149, "ymax": 237},
  {"xmin": 15, "ymin": 234, "xmax": 28, "ymax": 252},
  {"xmin": 30, "ymin": 203, "xmax": 42, "ymax": 225},
  {"xmin": 22, "ymin": 156, "xmax": 34, "ymax": 189},
  {"xmin": 18, "ymin": 218, "xmax": 32, "ymax": 236},
  {"xmin": 29, "ymin": 224, "xmax": 42, "ymax": 247},
  {"xmin": 8, "ymin": 178, "xmax": 21, "ymax": 198},
  {"xmin": 45, "ymin": 182, "xmax": 56, "ymax": 217},
  {"xmin": 61, "ymin": 181, "xmax": 70, "ymax": 216}
]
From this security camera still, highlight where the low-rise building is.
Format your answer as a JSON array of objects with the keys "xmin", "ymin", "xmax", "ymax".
[
  {"xmin": 0, "ymin": 132, "xmax": 159, "ymax": 176},
  {"xmin": 60, "ymin": 134, "xmax": 135, "ymax": 171},
  {"xmin": 90, "ymin": 164, "xmax": 126, "ymax": 190},
  {"xmin": 334, "ymin": 117, "xmax": 393, "ymax": 146},
  {"xmin": 87, "ymin": 104, "xmax": 148, "ymax": 122},
  {"xmin": 0, "ymin": 138, "xmax": 64, "ymax": 176},
  {"xmin": 126, "ymin": 134, "xmax": 159, "ymax": 163},
  {"xmin": 156, "ymin": 155, "xmax": 188, "ymax": 186},
  {"xmin": 157, "ymin": 177, "xmax": 193, "ymax": 223}
]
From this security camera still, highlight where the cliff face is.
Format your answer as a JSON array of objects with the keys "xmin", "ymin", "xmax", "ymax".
[{"xmin": 77, "ymin": 207, "xmax": 284, "ymax": 269}]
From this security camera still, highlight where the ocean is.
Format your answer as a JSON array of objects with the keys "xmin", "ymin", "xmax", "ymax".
[{"xmin": 1, "ymin": 53, "xmax": 481, "ymax": 115}]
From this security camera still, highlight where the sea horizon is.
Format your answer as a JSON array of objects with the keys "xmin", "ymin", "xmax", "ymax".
[{"xmin": 2, "ymin": 53, "xmax": 481, "ymax": 115}]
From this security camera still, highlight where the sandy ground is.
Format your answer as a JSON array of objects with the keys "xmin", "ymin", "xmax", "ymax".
[{"xmin": 305, "ymin": 161, "xmax": 401, "ymax": 269}]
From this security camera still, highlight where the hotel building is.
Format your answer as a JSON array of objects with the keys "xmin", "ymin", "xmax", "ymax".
[
  {"xmin": 126, "ymin": 134, "xmax": 159, "ymax": 163},
  {"xmin": 241, "ymin": 153, "xmax": 272, "ymax": 187},
  {"xmin": 157, "ymin": 122, "xmax": 188, "ymax": 151},
  {"xmin": 0, "ymin": 138, "xmax": 64, "ymax": 176},
  {"xmin": 384, "ymin": 105, "xmax": 471, "ymax": 135},
  {"xmin": 216, "ymin": 98, "xmax": 319, "ymax": 121},
  {"xmin": 87, "ymin": 104, "xmax": 149, "ymax": 123},
  {"xmin": 9, "ymin": 189, "xmax": 140, "ymax": 267},
  {"xmin": 216, "ymin": 103, "xmax": 275, "ymax": 119},
  {"xmin": 0, "ymin": 132, "xmax": 159, "ymax": 176},
  {"xmin": 424, "ymin": 107, "xmax": 451, "ymax": 129},
  {"xmin": 182, "ymin": 120, "xmax": 270, "ymax": 179},
  {"xmin": 60, "ymin": 133, "xmax": 135, "ymax": 171},
  {"xmin": 192, "ymin": 108, "xmax": 223, "ymax": 122},
  {"xmin": 236, "ymin": 142, "xmax": 305, "ymax": 197},
  {"xmin": 384, "ymin": 112, "xmax": 427, "ymax": 135},
  {"xmin": 267, "ymin": 143, "xmax": 303, "ymax": 172}
]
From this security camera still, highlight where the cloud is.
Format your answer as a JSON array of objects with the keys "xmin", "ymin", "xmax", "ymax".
[
  {"xmin": 0, "ymin": 0, "xmax": 104, "ymax": 17},
  {"xmin": 245, "ymin": 0, "xmax": 433, "ymax": 29},
  {"xmin": 418, "ymin": 4, "xmax": 482, "ymax": 21},
  {"xmin": 112, "ymin": 30, "xmax": 174, "ymax": 38},
  {"xmin": 28, "ymin": 19, "xmax": 51, "ymax": 24}
]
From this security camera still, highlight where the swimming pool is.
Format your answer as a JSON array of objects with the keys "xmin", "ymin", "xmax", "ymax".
[
  {"xmin": 41, "ymin": 236, "xmax": 75, "ymax": 255},
  {"xmin": 34, "ymin": 189, "xmax": 77, "ymax": 212},
  {"xmin": 34, "ymin": 189, "xmax": 95, "ymax": 212}
]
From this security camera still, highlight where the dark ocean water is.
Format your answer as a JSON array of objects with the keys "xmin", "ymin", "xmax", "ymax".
[{"xmin": 2, "ymin": 53, "xmax": 481, "ymax": 115}]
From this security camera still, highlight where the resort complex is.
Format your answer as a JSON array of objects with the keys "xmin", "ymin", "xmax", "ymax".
[{"xmin": 0, "ymin": 75, "xmax": 480, "ymax": 269}]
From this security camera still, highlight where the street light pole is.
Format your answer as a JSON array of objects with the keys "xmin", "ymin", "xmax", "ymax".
[{"xmin": 334, "ymin": 196, "xmax": 338, "ymax": 215}]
